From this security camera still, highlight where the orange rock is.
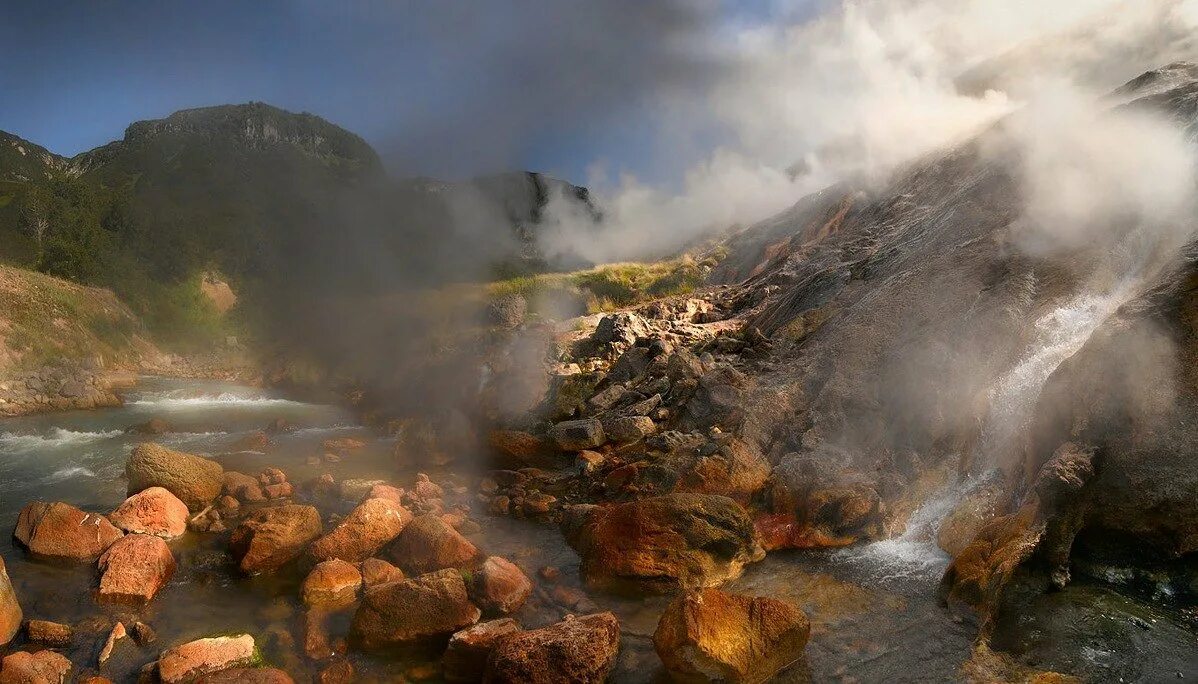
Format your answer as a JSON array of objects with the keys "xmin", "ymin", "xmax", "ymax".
[
  {"xmin": 0, "ymin": 650, "xmax": 72, "ymax": 684},
  {"xmin": 443, "ymin": 619, "xmax": 521, "ymax": 683},
  {"xmin": 365, "ymin": 484, "xmax": 403, "ymax": 502},
  {"xmin": 349, "ymin": 568, "xmax": 481, "ymax": 651},
  {"xmin": 384, "ymin": 514, "xmax": 480, "ymax": 575},
  {"xmin": 127, "ymin": 443, "xmax": 224, "ymax": 512},
  {"xmin": 484, "ymin": 613, "xmax": 620, "ymax": 683},
  {"xmin": 109, "ymin": 487, "xmax": 189, "ymax": 539},
  {"xmin": 158, "ymin": 634, "xmax": 257, "ymax": 683},
  {"xmin": 360, "ymin": 558, "xmax": 405, "ymax": 588},
  {"xmin": 14, "ymin": 501, "xmax": 123, "ymax": 562},
  {"xmin": 470, "ymin": 557, "xmax": 531, "ymax": 616},
  {"xmin": 309, "ymin": 498, "xmax": 412, "ymax": 563},
  {"xmin": 258, "ymin": 468, "xmax": 286, "ymax": 486},
  {"xmin": 24, "ymin": 620, "xmax": 71, "ymax": 647},
  {"xmin": 263, "ymin": 483, "xmax": 293, "ymax": 499},
  {"xmin": 302, "ymin": 560, "xmax": 362, "ymax": 606},
  {"xmin": 229, "ymin": 505, "xmax": 322, "ymax": 573},
  {"xmin": 486, "ymin": 430, "xmax": 558, "ymax": 468},
  {"xmin": 0, "ymin": 557, "xmax": 20, "ymax": 646},
  {"xmin": 98, "ymin": 534, "xmax": 176, "ymax": 605}
]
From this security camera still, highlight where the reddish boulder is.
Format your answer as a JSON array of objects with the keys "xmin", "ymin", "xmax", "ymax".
[
  {"xmin": 384, "ymin": 514, "xmax": 480, "ymax": 575},
  {"xmin": 13, "ymin": 501, "xmax": 123, "ymax": 562},
  {"xmin": 108, "ymin": 487, "xmax": 189, "ymax": 539},
  {"xmin": 470, "ymin": 557, "xmax": 531, "ymax": 616},
  {"xmin": 24, "ymin": 620, "xmax": 71, "ymax": 648},
  {"xmin": 263, "ymin": 483, "xmax": 293, "ymax": 500},
  {"xmin": 98, "ymin": 534, "xmax": 177, "ymax": 605},
  {"xmin": 223, "ymin": 472, "xmax": 265, "ymax": 503},
  {"xmin": 0, "ymin": 557, "xmax": 20, "ymax": 646},
  {"xmin": 0, "ymin": 650, "xmax": 72, "ymax": 684},
  {"xmin": 197, "ymin": 669, "xmax": 294, "ymax": 684},
  {"xmin": 483, "ymin": 612, "xmax": 620, "ymax": 683},
  {"xmin": 158, "ymin": 634, "xmax": 258, "ymax": 683},
  {"xmin": 228, "ymin": 432, "xmax": 271, "ymax": 453},
  {"xmin": 350, "ymin": 568, "xmax": 481, "ymax": 651},
  {"xmin": 360, "ymin": 558, "xmax": 404, "ymax": 588},
  {"xmin": 366, "ymin": 484, "xmax": 403, "ymax": 503},
  {"xmin": 309, "ymin": 498, "xmax": 412, "ymax": 563},
  {"xmin": 127, "ymin": 443, "xmax": 224, "ymax": 512},
  {"xmin": 302, "ymin": 560, "xmax": 362, "ymax": 606},
  {"xmin": 443, "ymin": 619, "xmax": 521, "ymax": 683},
  {"xmin": 229, "ymin": 505, "xmax": 322, "ymax": 573}
]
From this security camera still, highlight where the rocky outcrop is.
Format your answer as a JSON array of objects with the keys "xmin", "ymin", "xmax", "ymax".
[
  {"xmin": 98, "ymin": 533, "xmax": 177, "ymax": 605},
  {"xmin": 13, "ymin": 501, "xmax": 123, "ymax": 562},
  {"xmin": 229, "ymin": 505, "xmax": 322, "ymax": 573},
  {"xmin": 158, "ymin": 634, "xmax": 259, "ymax": 683},
  {"xmin": 561, "ymin": 494, "xmax": 764, "ymax": 593},
  {"xmin": 443, "ymin": 619, "xmax": 522, "ymax": 683},
  {"xmin": 0, "ymin": 359, "xmax": 126, "ymax": 417},
  {"xmin": 469, "ymin": 556, "xmax": 531, "ymax": 616},
  {"xmin": 483, "ymin": 612, "xmax": 620, "ymax": 683},
  {"xmin": 350, "ymin": 568, "xmax": 481, "ymax": 651},
  {"xmin": 308, "ymin": 497, "xmax": 411, "ymax": 563},
  {"xmin": 127, "ymin": 443, "xmax": 224, "ymax": 512},
  {"xmin": 0, "ymin": 650, "xmax": 72, "ymax": 684},
  {"xmin": 0, "ymin": 557, "xmax": 20, "ymax": 646},
  {"xmin": 761, "ymin": 450, "xmax": 885, "ymax": 550},
  {"xmin": 653, "ymin": 588, "xmax": 810, "ymax": 683},
  {"xmin": 108, "ymin": 487, "xmax": 190, "ymax": 539},
  {"xmin": 384, "ymin": 514, "xmax": 481, "ymax": 575}
]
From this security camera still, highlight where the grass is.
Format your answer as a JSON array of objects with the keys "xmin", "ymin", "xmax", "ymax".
[{"xmin": 489, "ymin": 256, "xmax": 709, "ymax": 316}]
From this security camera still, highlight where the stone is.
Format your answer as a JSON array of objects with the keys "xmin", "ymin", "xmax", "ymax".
[
  {"xmin": 262, "ymin": 483, "xmax": 293, "ymax": 500},
  {"xmin": 0, "ymin": 650, "xmax": 72, "ymax": 684},
  {"xmin": 128, "ymin": 418, "xmax": 172, "ymax": 435},
  {"xmin": 13, "ymin": 501, "xmax": 123, "ymax": 562},
  {"xmin": 258, "ymin": 468, "xmax": 286, "ymax": 486},
  {"xmin": 98, "ymin": 621, "xmax": 127, "ymax": 665},
  {"xmin": 322, "ymin": 437, "xmax": 366, "ymax": 452},
  {"xmin": 0, "ymin": 557, "xmax": 20, "ymax": 646},
  {"xmin": 228, "ymin": 432, "xmax": 271, "ymax": 453},
  {"xmin": 303, "ymin": 609, "xmax": 340, "ymax": 661},
  {"xmin": 318, "ymin": 660, "xmax": 354, "ymax": 684},
  {"xmin": 360, "ymin": 558, "xmax": 405, "ymax": 588},
  {"xmin": 229, "ymin": 505, "xmax": 322, "ymax": 573},
  {"xmin": 601, "ymin": 415, "xmax": 656, "ymax": 443},
  {"xmin": 560, "ymin": 494, "xmax": 765, "ymax": 593},
  {"xmin": 483, "ymin": 612, "xmax": 620, "ymax": 683},
  {"xmin": 302, "ymin": 560, "xmax": 362, "ymax": 606},
  {"xmin": 127, "ymin": 443, "xmax": 224, "ymax": 512},
  {"xmin": 98, "ymin": 534, "xmax": 177, "ymax": 605},
  {"xmin": 366, "ymin": 484, "xmax": 403, "ymax": 503},
  {"xmin": 384, "ymin": 514, "xmax": 481, "ymax": 575},
  {"xmin": 486, "ymin": 431, "xmax": 559, "ymax": 468},
  {"xmin": 653, "ymin": 588, "xmax": 810, "ymax": 683},
  {"xmin": 547, "ymin": 419, "xmax": 606, "ymax": 451},
  {"xmin": 470, "ymin": 557, "xmax": 531, "ymax": 616},
  {"xmin": 350, "ymin": 568, "xmax": 481, "ymax": 651},
  {"xmin": 308, "ymin": 498, "xmax": 412, "ymax": 563},
  {"xmin": 443, "ymin": 619, "xmax": 522, "ymax": 683},
  {"xmin": 108, "ymin": 487, "xmax": 190, "ymax": 539},
  {"xmin": 24, "ymin": 620, "xmax": 71, "ymax": 647},
  {"xmin": 223, "ymin": 472, "xmax": 265, "ymax": 503},
  {"xmin": 158, "ymin": 635, "xmax": 258, "ymax": 684},
  {"xmin": 338, "ymin": 479, "xmax": 385, "ymax": 503},
  {"xmin": 133, "ymin": 621, "xmax": 158, "ymax": 646},
  {"xmin": 196, "ymin": 669, "xmax": 294, "ymax": 684}
]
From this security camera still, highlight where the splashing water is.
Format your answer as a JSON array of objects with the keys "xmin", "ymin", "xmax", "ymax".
[{"xmin": 833, "ymin": 481, "xmax": 963, "ymax": 582}]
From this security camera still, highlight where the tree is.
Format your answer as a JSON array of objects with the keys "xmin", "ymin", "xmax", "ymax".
[{"xmin": 17, "ymin": 185, "xmax": 51, "ymax": 256}]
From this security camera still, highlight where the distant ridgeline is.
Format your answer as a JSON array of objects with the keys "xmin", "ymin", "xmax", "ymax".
[{"xmin": 0, "ymin": 102, "xmax": 600, "ymax": 352}]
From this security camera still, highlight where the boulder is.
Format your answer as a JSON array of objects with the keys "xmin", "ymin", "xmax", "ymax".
[
  {"xmin": 0, "ymin": 650, "xmax": 72, "ymax": 684},
  {"xmin": 600, "ymin": 415, "xmax": 656, "ymax": 443},
  {"xmin": 108, "ymin": 487, "xmax": 190, "ymax": 539},
  {"xmin": 98, "ymin": 534, "xmax": 176, "ymax": 605},
  {"xmin": 158, "ymin": 635, "xmax": 258, "ymax": 684},
  {"xmin": 360, "ymin": 558, "xmax": 405, "ymax": 588},
  {"xmin": 229, "ymin": 505, "xmax": 322, "ymax": 573},
  {"xmin": 763, "ymin": 451, "xmax": 884, "ymax": 549},
  {"xmin": 470, "ymin": 557, "xmax": 531, "ymax": 616},
  {"xmin": 13, "ymin": 501, "xmax": 123, "ymax": 562},
  {"xmin": 0, "ymin": 557, "xmax": 20, "ymax": 646},
  {"xmin": 128, "ymin": 418, "xmax": 173, "ymax": 435},
  {"xmin": 196, "ymin": 669, "xmax": 294, "ymax": 684},
  {"xmin": 350, "ymin": 568, "xmax": 481, "ymax": 651},
  {"xmin": 227, "ymin": 432, "xmax": 271, "ymax": 452},
  {"xmin": 308, "ymin": 498, "xmax": 412, "ymax": 563},
  {"xmin": 24, "ymin": 620, "xmax": 70, "ymax": 648},
  {"xmin": 561, "ymin": 494, "xmax": 764, "ymax": 593},
  {"xmin": 384, "ymin": 514, "xmax": 481, "ymax": 575},
  {"xmin": 653, "ymin": 588, "xmax": 810, "ymax": 683},
  {"xmin": 443, "ymin": 619, "xmax": 522, "ymax": 683},
  {"xmin": 302, "ymin": 560, "xmax": 362, "ymax": 606},
  {"xmin": 483, "ymin": 612, "xmax": 620, "ymax": 683},
  {"xmin": 223, "ymin": 472, "xmax": 265, "ymax": 503},
  {"xmin": 127, "ymin": 443, "xmax": 224, "ymax": 512},
  {"xmin": 547, "ymin": 419, "xmax": 605, "ymax": 451}
]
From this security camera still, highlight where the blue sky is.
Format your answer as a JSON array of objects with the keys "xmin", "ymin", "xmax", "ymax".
[{"xmin": 0, "ymin": 1, "xmax": 812, "ymax": 184}]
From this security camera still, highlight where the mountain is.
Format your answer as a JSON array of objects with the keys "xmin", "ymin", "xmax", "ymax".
[{"xmin": 0, "ymin": 131, "xmax": 67, "ymax": 183}]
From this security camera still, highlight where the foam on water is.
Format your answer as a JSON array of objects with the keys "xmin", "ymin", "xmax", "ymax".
[
  {"xmin": 0, "ymin": 428, "xmax": 123, "ymax": 452},
  {"xmin": 128, "ymin": 392, "xmax": 305, "ymax": 409},
  {"xmin": 832, "ymin": 482, "xmax": 962, "ymax": 582},
  {"xmin": 40, "ymin": 466, "xmax": 96, "ymax": 483}
]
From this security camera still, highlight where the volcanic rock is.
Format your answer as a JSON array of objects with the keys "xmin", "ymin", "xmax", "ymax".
[
  {"xmin": 0, "ymin": 557, "xmax": 20, "ymax": 646},
  {"xmin": 384, "ymin": 514, "xmax": 481, "ymax": 575},
  {"xmin": 483, "ymin": 612, "xmax": 620, "ymax": 683},
  {"xmin": 229, "ymin": 505, "xmax": 322, "ymax": 573},
  {"xmin": 223, "ymin": 472, "xmax": 265, "ymax": 503},
  {"xmin": 13, "ymin": 501, "xmax": 123, "ymax": 562},
  {"xmin": 302, "ymin": 560, "xmax": 362, "ymax": 606},
  {"xmin": 127, "ymin": 443, "xmax": 224, "ymax": 512},
  {"xmin": 98, "ymin": 534, "xmax": 176, "ymax": 605},
  {"xmin": 469, "ymin": 556, "xmax": 531, "ymax": 616},
  {"xmin": 109, "ymin": 487, "xmax": 190, "ymax": 539},
  {"xmin": 360, "ymin": 558, "xmax": 405, "ymax": 587},
  {"xmin": 349, "ymin": 568, "xmax": 481, "ymax": 651},
  {"xmin": 24, "ymin": 620, "xmax": 71, "ymax": 648},
  {"xmin": 158, "ymin": 634, "xmax": 258, "ymax": 683},
  {"xmin": 0, "ymin": 650, "xmax": 72, "ymax": 684},
  {"xmin": 308, "ymin": 497, "xmax": 412, "ymax": 563},
  {"xmin": 443, "ymin": 619, "xmax": 522, "ymax": 683}
]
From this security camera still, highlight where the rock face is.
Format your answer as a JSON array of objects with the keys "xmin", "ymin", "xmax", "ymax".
[
  {"xmin": 229, "ymin": 505, "xmax": 322, "ymax": 573},
  {"xmin": 384, "ymin": 514, "xmax": 481, "ymax": 575},
  {"xmin": 0, "ymin": 557, "xmax": 20, "ymax": 646},
  {"xmin": 653, "ymin": 588, "xmax": 810, "ymax": 683},
  {"xmin": 484, "ymin": 612, "xmax": 620, "ymax": 684},
  {"xmin": 561, "ymin": 494, "xmax": 764, "ymax": 593},
  {"xmin": 158, "ymin": 634, "xmax": 258, "ymax": 683},
  {"xmin": 308, "ymin": 498, "xmax": 412, "ymax": 563},
  {"xmin": 109, "ymin": 487, "xmax": 190, "ymax": 539},
  {"xmin": 13, "ymin": 501, "xmax": 123, "ymax": 562},
  {"xmin": 350, "ymin": 568, "xmax": 481, "ymax": 651},
  {"xmin": 0, "ymin": 650, "xmax": 72, "ymax": 684},
  {"xmin": 127, "ymin": 443, "xmax": 224, "ymax": 512},
  {"xmin": 443, "ymin": 619, "xmax": 522, "ymax": 682},
  {"xmin": 98, "ymin": 533, "xmax": 177, "ymax": 605},
  {"xmin": 302, "ymin": 559, "xmax": 362, "ymax": 606},
  {"xmin": 470, "ymin": 556, "xmax": 531, "ymax": 616}
]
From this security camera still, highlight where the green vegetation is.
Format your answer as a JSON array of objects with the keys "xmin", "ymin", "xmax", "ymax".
[{"xmin": 489, "ymin": 256, "xmax": 709, "ymax": 315}]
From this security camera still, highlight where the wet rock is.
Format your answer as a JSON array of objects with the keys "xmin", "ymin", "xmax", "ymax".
[
  {"xmin": 223, "ymin": 472, "xmax": 265, "ymax": 503},
  {"xmin": 127, "ymin": 443, "xmax": 224, "ymax": 512},
  {"xmin": 337, "ymin": 479, "xmax": 385, "ymax": 503},
  {"xmin": 547, "ymin": 419, "xmax": 606, "ymax": 451},
  {"xmin": 98, "ymin": 534, "xmax": 177, "ymax": 605},
  {"xmin": 937, "ymin": 477, "xmax": 1009, "ymax": 557},
  {"xmin": 483, "ymin": 612, "xmax": 620, "ymax": 683},
  {"xmin": 108, "ymin": 487, "xmax": 190, "ymax": 539},
  {"xmin": 133, "ymin": 621, "xmax": 158, "ymax": 646},
  {"xmin": 158, "ymin": 634, "xmax": 258, "ymax": 684},
  {"xmin": 0, "ymin": 557, "xmax": 20, "ymax": 646},
  {"xmin": 127, "ymin": 418, "xmax": 173, "ymax": 435},
  {"xmin": 317, "ymin": 660, "xmax": 353, "ymax": 684},
  {"xmin": 366, "ymin": 484, "xmax": 403, "ymax": 503},
  {"xmin": 360, "ymin": 558, "xmax": 404, "ymax": 588},
  {"xmin": 322, "ymin": 437, "xmax": 366, "ymax": 453},
  {"xmin": 262, "ymin": 483, "xmax": 293, "ymax": 500},
  {"xmin": 412, "ymin": 473, "xmax": 444, "ymax": 501},
  {"xmin": 258, "ymin": 468, "xmax": 286, "ymax": 486},
  {"xmin": 98, "ymin": 621, "xmax": 126, "ymax": 665},
  {"xmin": 0, "ymin": 650, "xmax": 72, "ymax": 684},
  {"xmin": 196, "ymin": 668, "xmax": 294, "ymax": 684},
  {"xmin": 24, "ymin": 620, "xmax": 71, "ymax": 647},
  {"xmin": 600, "ymin": 415, "xmax": 656, "ymax": 443},
  {"xmin": 675, "ymin": 437, "xmax": 771, "ymax": 503},
  {"xmin": 228, "ymin": 432, "xmax": 271, "ymax": 453},
  {"xmin": 443, "ymin": 618, "xmax": 522, "ymax": 683},
  {"xmin": 229, "ymin": 505, "xmax": 322, "ymax": 573},
  {"xmin": 561, "ymin": 494, "xmax": 765, "ymax": 593},
  {"xmin": 764, "ymin": 451, "xmax": 884, "ymax": 549},
  {"xmin": 302, "ymin": 559, "xmax": 362, "ymax": 606},
  {"xmin": 349, "ymin": 568, "xmax": 481, "ymax": 651},
  {"xmin": 303, "ymin": 609, "xmax": 341, "ymax": 661},
  {"xmin": 308, "ymin": 497, "xmax": 412, "ymax": 563},
  {"xmin": 653, "ymin": 588, "xmax": 810, "ymax": 683},
  {"xmin": 13, "ymin": 501, "xmax": 123, "ymax": 562},
  {"xmin": 470, "ymin": 557, "xmax": 532, "ymax": 616},
  {"xmin": 384, "ymin": 514, "xmax": 481, "ymax": 575}
]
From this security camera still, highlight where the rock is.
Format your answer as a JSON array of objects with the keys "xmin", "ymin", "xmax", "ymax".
[
  {"xmin": 98, "ymin": 622, "xmax": 127, "ymax": 665},
  {"xmin": 412, "ymin": 474, "xmax": 444, "ymax": 501},
  {"xmin": 561, "ymin": 494, "xmax": 764, "ymax": 593},
  {"xmin": 308, "ymin": 498, "xmax": 412, "ymax": 563},
  {"xmin": 937, "ymin": 478, "xmax": 1008, "ymax": 557},
  {"xmin": 483, "ymin": 612, "xmax": 620, "ymax": 684},
  {"xmin": 98, "ymin": 534, "xmax": 177, "ymax": 605},
  {"xmin": 764, "ymin": 451, "xmax": 884, "ymax": 549},
  {"xmin": 338, "ymin": 479, "xmax": 385, "ymax": 503},
  {"xmin": 196, "ymin": 668, "xmax": 294, "ymax": 684},
  {"xmin": 470, "ymin": 557, "xmax": 532, "ymax": 616},
  {"xmin": 217, "ymin": 496, "xmax": 241, "ymax": 515},
  {"xmin": 592, "ymin": 312, "xmax": 650, "ymax": 351},
  {"xmin": 600, "ymin": 415, "xmax": 656, "ymax": 443},
  {"xmin": 133, "ymin": 621, "xmax": 158, "ymax": 646},
  {"xmin": 350, "ymin": 568, "xmax": 481, "ymax": 651},
  {"xmin": 322, "ymin": 437, "xmax": 366, "ymax": 452},
  {"xmin": 360, "ymin": 558, "xmax": 405, "ymax": 587},
  {"xmin": 24, "ymin": 620, "xmax": 71, "ymax": 647},
  {"xmin": 127, "ymin": 443, "xmax": 224, "ymax": 512},
  {"xmin": 0, "ymin": 557, "xmax": 20, "ymax": 646},
  {"xmin": 443, "ymin": 619, "xmax": 522, "ymax": 683},
  {"xmin": 653, "ymin": 588, "xmax": 810, "ymax": 683},
  {"xmin": 303, "ymin": 609, "xmax": 341, "ymax": 661},
  {"xmin": 13, "ymin": 501, "xmax": 124, "ymax": 562},
  {"xmin": 158, "ymin": 635, "xmax": 258, "ymax": 684},
  {"xmin": 317, "ymin": 660, "xmax": 354, "ymax": 684},
  {"xmin": 108, "ymin": 487, "xmax": 190, "ymax": 539},
  {"xmin": 302, "ymin": 560, "xmax": 362, "ymax": 606},
  {"xmin": 547, "ymin": 419, "xmax": 606, "ymax": 451},
  {"xmin": 262, "ymin": 483, "xmax": 293, "ymax": 500},
  {"xmin": 258, "ymin": 468, "xmax": 286, "ymax": 486},
  {"xmin": 0, "ymin": 650, "xmax": 72, "ymax": 684},
  {"xmin": 486, "ymin": 294, "xmax": 528, "ymax": 329},
  {"xmin": 366, "ymin": 484, "xmax": 403, "ymax": 503},
  {"xmin": 229, "ymin": 505, "xmax": 322, "ymax": 573},
  {"xmin": 486, "ymin": 431, "xmax": 559, "ymax": 468},
  {"xmin": 384, "ymin": 514, "xmax": 481, "ymax": 575},
  {"xmin": 128, "ymin": 418, "xmax": 173, "ymax": 435},
  {"xmin": 223, "ymin": 472, "xmax": 265, "ymax": 503},
  {"xmin": 228, "ymin": 432, "xmax": 271, "ymax": 452}
]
